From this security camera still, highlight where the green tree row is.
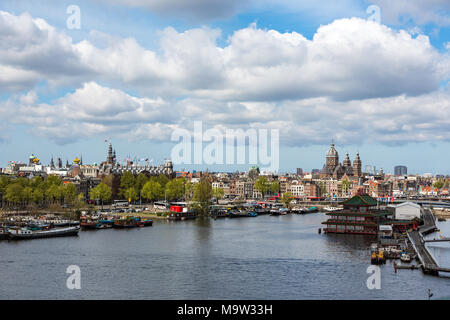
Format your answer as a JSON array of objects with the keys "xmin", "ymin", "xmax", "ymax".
[{"xmin": 0, "ymin": 175, "xmax": 82, "ymax": 208}]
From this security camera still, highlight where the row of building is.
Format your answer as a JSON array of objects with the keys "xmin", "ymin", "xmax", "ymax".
[{"xmin": 1, "ymin": 142, "xmax": 448, "ymax": 202}]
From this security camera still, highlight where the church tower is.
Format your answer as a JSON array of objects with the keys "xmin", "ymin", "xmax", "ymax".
[
  {"xmin": 353, "ymin": 152, "xmax": 362, "ymax": 177},
  {"xmin": 343, "ymin": 153, "xmax": 351, "ymax": 167},
  {"xmin": 326, "ymin": 142, "xmax": 339, "ymax": 173},
  {"xmin": 107, "ymin": 143, "xmax": 114, "ymax": 164}
]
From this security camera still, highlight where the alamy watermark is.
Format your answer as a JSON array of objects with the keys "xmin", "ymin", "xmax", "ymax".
[
  {"xmin": 170, "ymin": 121, "xmax": 279, "ymax": 172},
  {"xmin": 66, "ymin": 5, "xmax": 81, "ymax": 30},
  {"xmin": 366, "ymin": 265, "xmax": 381, "ymax": 290},
  {"xmin": 367, "ymin": 4, "xmax": 381, "ymax": 23},
  {"xmin": 66, "ymin": 265, "xmax": 81, "ymax": 289}
]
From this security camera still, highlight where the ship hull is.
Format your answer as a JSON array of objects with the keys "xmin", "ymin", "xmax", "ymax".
[{"xmin": 8, "ymin": 227, "xmax": 80, "ymax": 240}]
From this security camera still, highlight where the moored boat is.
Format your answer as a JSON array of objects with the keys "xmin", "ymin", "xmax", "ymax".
[
  {"xmin": 270, "ymin": 209, "xmax": 281, "ymax": 216},
  {"xmin": 113, "ymin": 217, "xmax": 139, "ymax": 228},
  {"xmin": 323, "ymin": 206, "xmax": 340, "ymax": 212},
  {"xmin": 80, "ymin": 216, "xmax": 101, "ymax": 230},
  {"xmin": 306, "ymin": 206, "xmax": 319, "ymax": 213},
  {"xmin": 8, "ymin": 226, "xmax": 80, "ymax": 240},
  {"xmin": 0, "ymin": 228, "xmax": 9, "ymax": 240},
  {"xmin": 292, "ymin": 207, "xmax": 307, "ymax": 214},
  {"xmin": 400, "ymin": 252, "xmax": 411, "ymax": 263},
  {"xmin": 138, "ymin": 219, "xmax": 153, "ymax": 227}
]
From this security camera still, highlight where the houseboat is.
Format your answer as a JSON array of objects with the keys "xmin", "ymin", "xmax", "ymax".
[
  {"xmin": 138, "ymin": 219, "xmax": 153, "ymax": 227},
  {"xmin": 80, "ymin": 217, "xmax": 101, "ymax": 230},
  {"xmin": 113, "ymin": 217, "xmax": 140, "ymax": 228},
  {"xmin": 8, "ymin": 226, "xmax": 80, "ymax": 240}
]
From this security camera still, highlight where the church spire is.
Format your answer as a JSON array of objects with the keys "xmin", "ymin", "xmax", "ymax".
[{"xmin": 343, "ymin": 153, "xmax": 351, "ymax": 167}]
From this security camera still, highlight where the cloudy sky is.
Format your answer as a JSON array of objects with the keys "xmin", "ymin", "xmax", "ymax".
[{"xmin": 0, "ymin": 0, "xmax": 449, "ymax": 174}]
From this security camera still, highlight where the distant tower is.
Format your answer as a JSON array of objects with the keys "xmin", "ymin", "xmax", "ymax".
[
  {"xmin": 394, "ymin": 165, "xmax": 407, "ymax": 176},
  {"xmin": 107, "ymin": 143, "xmax": 114, "ymax": 164},
  {"xmin": 57, "ymin": 157, "xmax": 62, "ymax": 169},
  {"xmin": 50, "ymin": 156, "xmax": 55, "ymax": 168},
  {"xmin": 66, "ymin": 159, "xmax": 69, "ymax": 168},
  {"xmin": 326, "ymin": 142, "xmax": 339, "ymax": 173},
  {"xmin": 80, "ymin": 155, "xmax": 83, "ymax": 165},
  {"xmin": 343, "ymin": 153, "xmax": 352, "ymax": 167},
  {"xmin": 353, "ymin": 152, "xmax": 362, "ymax": 177},
  {"xmin": 165, "ymin": 159, "xmax": 174, "ymax": 175}
]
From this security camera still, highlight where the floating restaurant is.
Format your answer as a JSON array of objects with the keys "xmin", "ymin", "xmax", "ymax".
[{"xmin": 322, "ymin": 194, "xmax": 392, "ymax": 235}]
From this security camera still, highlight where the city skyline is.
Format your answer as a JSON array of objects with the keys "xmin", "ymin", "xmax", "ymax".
[
  {"xmin": 0, "ymin": 1, "xmax": 449, "ymax": 174},
  {"xmin": 3, "ymin": 139, "xmax": 448, "ymax": 176}
]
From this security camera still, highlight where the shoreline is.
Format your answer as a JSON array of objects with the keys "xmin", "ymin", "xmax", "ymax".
[{"xmin": 108, "ymin": 212, "xmax": 169, "ymax": 220}]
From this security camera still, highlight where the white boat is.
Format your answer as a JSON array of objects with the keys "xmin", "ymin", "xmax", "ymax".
[
  {"xmin": 323, "ymin": 206, "xmax": 340, "ymax": 212},
  {"xmin": 8, "ymin": 226, "xmax": 80, "ymax": 240},
  {"xmin": 400, "ymin": 253, "xmax": 411, "ymax": 263}
]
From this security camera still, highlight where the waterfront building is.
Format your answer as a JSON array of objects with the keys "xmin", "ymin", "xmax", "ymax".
[
  {"xmin": 236, "ymin": 181, "xmax": 254, "ymax": 199},
  {"xmin": 394, "ymin": 165, "xmax": 408, "ymax": 176},
  {"xmin": 278, "ymin": 176, "xmax": 288, "ymax": 194},
  {"xmin": 287, "ymin": 180, "xmax": 305, "ymax": 197},
  {"xmin": 98, "ymin": 142, "xmax": 174, "ymax": 177},
  {"xmin": 368, "ymin": 180, "xmax": 393, "ymax": 198},
  {"xmin": 303, "ymin": 181, "xmax": 320, "ymax": 198},
  {"xmin": 325, "ymin": 179, "xmax": 342, "ymax": 198},
  {"xmin": 322, "ymin": 194, "xmax": 392, "ymax": 235},
  {"xmin": 390, "ymin": 202, "xmax": 421, "ymax": 220}
]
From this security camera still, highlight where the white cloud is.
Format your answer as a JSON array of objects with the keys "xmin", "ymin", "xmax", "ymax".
[
  {"xmin": 1, "ymin": 82, "xmax": 450, "ymax": 147},
  {"xmin": 0, "ymin": 12, "xmax": 446, "ymax": 102},
  {"xmin": 0, "ymin": 11, "xmax": 449, "ymax": 147}
]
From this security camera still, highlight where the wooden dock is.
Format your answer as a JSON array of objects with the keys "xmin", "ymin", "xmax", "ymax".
[{"xmin": 407, "ymin": 209, "xmax": 450, "ymax": 276}]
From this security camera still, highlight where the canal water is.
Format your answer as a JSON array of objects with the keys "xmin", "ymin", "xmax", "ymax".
[{"xmin": 1, "ymin": 213, "xmax": 449, "ymax": 300}]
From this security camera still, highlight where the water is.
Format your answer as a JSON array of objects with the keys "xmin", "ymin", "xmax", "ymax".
[{"xmin": 1, "ymin": 213, "xmax": 450, "ymax": 300}]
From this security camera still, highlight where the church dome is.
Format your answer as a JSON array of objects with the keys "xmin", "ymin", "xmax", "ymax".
[{"xmin": 326, "ymin": 143, "xmax": 339, "ymax": 158}]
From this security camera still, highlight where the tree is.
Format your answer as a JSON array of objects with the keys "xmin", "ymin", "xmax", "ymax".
[
  {"xmin": 212, "ymin": 187, "xmax": 224, "ymax": 204},
  {"xmin": 90, "ymin": 183, "xmax": 112, "ymax": 209},
  {"xmin": 4, "ymin": 183, "xmax": 24, "ymax": 208},
  {"xmin": 141, "ymin": 179, "xmax": 163, "ymax": 203},
  {"xmin": 281, "ymin": 192, "xmax": 294, "ymax": 210},
  {"xmin": 47, "ymin": 175, "xmax": 62, "ymax": 186},
  {"xmin": 433, "ymin": 179, "xmax": 445, "ymax": 189},
  {"xmin": 254, "ymin": 176, "xmax": 270, "ymax": 199},
  {"xmin": 184, "ymin": 181, "xmax": 194, "ymax": 202},
  {"xmin": 32, "ymin": 188, "xmax": 44, "ymax": 205},
  {"xmin": 124, "ymin": 187, "xmax": 138, "ymax": 203},
  {"xmin": 156, "ymin": 174, "xmax": 169, "ymax": 188},
  {"xmin": 63, "ymin": 183, "xmax": 78, "ymax": 205},
  {"xmin": 319, "ymin": 181, "xmax": 326, "ymax": 196},
  {"xmin": 120, "ymin": 171, "xmax": 136, "ymax": 197},
  {"xmin": 193, "ymin": 177, "xmax": 212, "ymax": 215},
  {"xmin": 46, "ymin": 184, "xmax": 63, "ymax": 204},
  {"xmin": 21, "ymin": 186, "xmax": 34, "ymax": 207},
  {"xmin": 135, "ymin": 173, "xmax": 149, "ymax": 201},
  {"xmin": 270, "ymin": 181, "xmax": 280, "ymax": 195},
  {"xmin": 342, "ymin": 179, "xmax": 351, "ymax": 195},
  {"xmin": 165, "ymin": 178, "xmax": 185, "ymax": 201}
]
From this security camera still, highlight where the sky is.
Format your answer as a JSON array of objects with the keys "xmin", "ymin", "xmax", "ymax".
[{"xmin": 0, "ymin": 0, "xmax": 449, "ymax": 174}]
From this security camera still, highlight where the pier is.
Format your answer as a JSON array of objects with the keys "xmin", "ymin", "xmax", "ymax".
[{"xmin": 407, "ymin": 209, "xmax": 450, "ymax": 276}]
